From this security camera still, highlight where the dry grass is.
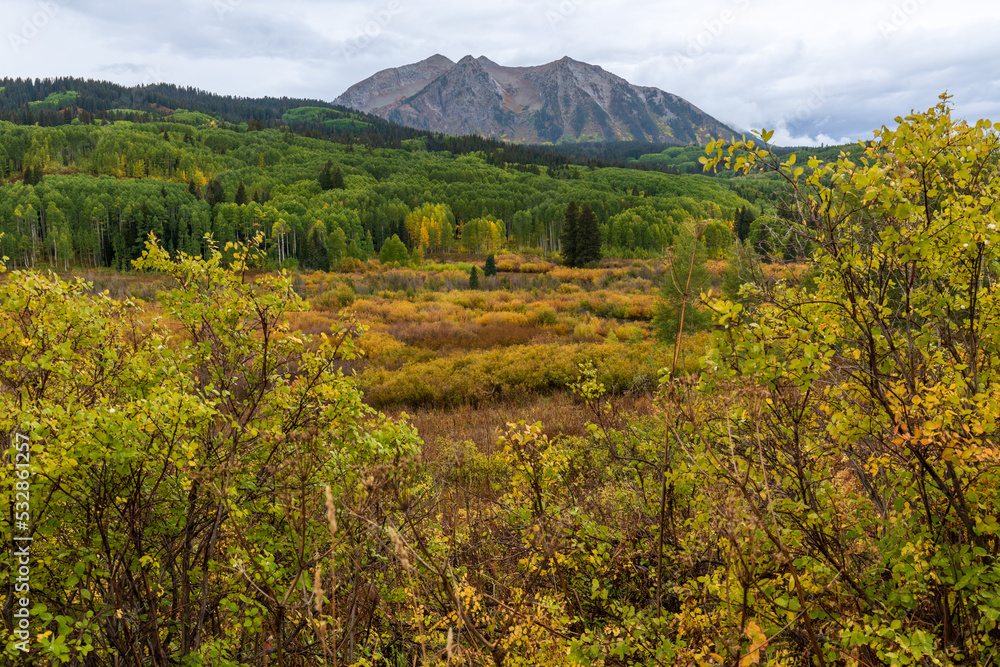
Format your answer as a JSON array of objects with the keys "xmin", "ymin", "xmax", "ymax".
[
  {"xmin": 391, "ymin": 390, "xmax": 656, "ymax": 460},
  {"xmin": 59, "ymin": 257, "xmax": 705, "ymax": 440}
]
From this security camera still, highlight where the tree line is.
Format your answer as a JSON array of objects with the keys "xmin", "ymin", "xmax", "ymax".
[{"xmin": 0, "ymin": 120, "xmax": 750, "ymax": 271}]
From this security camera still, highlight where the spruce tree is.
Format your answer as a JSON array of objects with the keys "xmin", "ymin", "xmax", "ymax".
[
  {"xmin": 318, "ymin": 160, "xmax": 334, "ymax": 190},
  {"xmin": 469, "ymin": 266, "xmax": 480, "ymax": 289},
  {"xmin": 234, "ymin": 181, "xmax": 248, "ymax": 206},
  {"xmin": 484, "ymin": 253, "xmax": 497, "ymax": 277},
  {"xmin": 560, "ymin": 200, "xmax": 580, "ymax": 267},
  {"xmin": 331, "ymin": 166, "xmax": 345, "ymax": 189},
  {"xmin": 204, "ymin": 178, "xmax": 225, "ymax": 208},
  {"xmin": 23, "ymin": 166, "xmax": 42, "ymax": 186},
  {"xmin": 735, "ymin": 206, "xmax": 755, "ymax": 243},
  {"xmin": 576, "ymin": 204, "xmax": 602, "ymax": 266}
]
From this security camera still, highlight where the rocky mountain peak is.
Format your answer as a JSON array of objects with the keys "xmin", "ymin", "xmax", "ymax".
[{"xmin": 333, "ymin": 55, "xmax": 734, "ymax": 145}]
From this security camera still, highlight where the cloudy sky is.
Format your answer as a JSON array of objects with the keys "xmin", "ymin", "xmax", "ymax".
[{"xmin": 4, "ymin": 0, "xmax": 999, "ymax": 145}]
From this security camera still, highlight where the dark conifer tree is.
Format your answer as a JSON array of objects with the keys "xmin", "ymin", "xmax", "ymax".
[
  {"xmin": 234, "ymin": 181, "xmax": 248, "ymax": 206},
  {"xmin": 484, "ymin": 253, "xmax": 497, "ymax": 277},
  {"xmin": 469, "ymin": 265, "xmax": 480, "ymax": 289},
  {"xmin": 735, "ymin": 205, "xmax": 755, "ymax": 243},
  {"xmin": 561, "ymin": 200, "xmax": 580, "ymax": 267},
  {"xmin": 576, "ymin": 204, "xmax": 602, "ymax": 266},
  {"xmin": 188, "ymin": 180, "xmax": 201, "ymax": 200},
  {"xmin": 331, "ymin": 166, "xmax": 345, "ymax": 189},
  {"xmin": 204, "ymin": 178, "xmax": 225, "ymax": 208},
  {"xmin": 318, "ymin": 160, "xmax": 334, "ymax": 190}
]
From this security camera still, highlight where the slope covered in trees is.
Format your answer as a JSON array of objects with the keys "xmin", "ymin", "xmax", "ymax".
[
  {"xmin": 0, "ymin": 117, "xmax": 752, "ymax": 271},
  {"xmin": 0, "ymin": 77, "xmax": 667, "ymax": 170}
]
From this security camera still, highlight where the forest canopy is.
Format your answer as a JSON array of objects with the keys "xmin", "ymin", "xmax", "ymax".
[{"xmin": 0, "ymin": 118, "xmax": 753, "ymax": 271}]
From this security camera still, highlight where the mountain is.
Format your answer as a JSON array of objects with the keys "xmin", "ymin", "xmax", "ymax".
[{"xmin": 334, "ymin": 55, "xmax": 735, "ymax": 145}]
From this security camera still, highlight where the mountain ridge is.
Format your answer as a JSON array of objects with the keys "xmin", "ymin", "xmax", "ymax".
[{"xmin": 334, "ymin": 55, "xmax": 735, "ymax": 145}]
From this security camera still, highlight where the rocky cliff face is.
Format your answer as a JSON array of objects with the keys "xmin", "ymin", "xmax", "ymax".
[
  {"xmin": 334, "ymin": 55, "xmax": 734, "ymax": 145},
  {"xmin": 334, "ymin": 54, "xmax": 456, "ymax": 114}
]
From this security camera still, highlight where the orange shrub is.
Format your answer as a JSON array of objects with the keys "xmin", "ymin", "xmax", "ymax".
[
  {"xmin": 288, "ymin": 311, "xmax": 340, "ymax": 336},
  {"xmin": 517, "ymin": 262, "xmax": 553, "ymax": 274}
]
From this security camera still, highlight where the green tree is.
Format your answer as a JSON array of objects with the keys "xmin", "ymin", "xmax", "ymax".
[
  {"xmin": 318, "ymin": 159, "xmax": 334, "ymax": 190},
  {"xmin": 318, "ymin": 160, "xmax": 344, "ymax": 190},
  {"xmin": 699, "ymin": 220, "xmax": 732, "ymax": 258},
  {"xmin": 306, "ymin": 219, "xmax": 328, "ymax": 270},
  {"xmin": 234, "ymin": 180, "xmax": 248, "ymax": 205},
  {"xmin": 734, "ymin": 205, "xmax": 754, "ymax": 242},
  {"xmin": 484, "ymin": 253, "xmax": 497, "ymax": 277},
  {"xmin": 469, "ymin": 265, "xmax": 480, "ymax": 289},
  {"xmin": 652, "ymin": 225, "xmax": 711, "ymax": 347},
  {"xmin": 203, "ymin": 178, "xmax": 225, "ymax": 208},
  {"xmin": 576, "ymin": 204, "xmax": 602, "ymax": 266},
  {"xmin": 560, "ymin": 200, "xmax": 579, "ymax": 267},
  {"xmin": 329, "ymin": 226, "xmax": 347, "ymax": 267},
  {"xmin": 379, "ymin": 233, "xmax": 409, "ymax": 266},
  {"xmin": 331, "ymin": 165, "xmax": 345, "ymax": 189}
]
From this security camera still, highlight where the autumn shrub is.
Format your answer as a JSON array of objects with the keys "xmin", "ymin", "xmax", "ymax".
[
  {"xmin": 0, "ymin": 237, "xmax": 423, "ymax": 664},
  {"xmin": 288, "ymin": 310, "xmax": 340, "ymax": 336},
  {"xmin": 529, "ymin": 304, "xmax": 559, "ymax": 326},
  {"xmin": 612, "ymin": 322, "xmax": 647, "ymax": 342},
  {"xmin": 674, "ymin": 98, "xmax": 1000, "ymax": 665},
  {"xmin": 355, "ymin": 327, "xmax": 410, "ymax": 363},
  {"xmin": 557, "ymin": 282, "xmax": 582, "ymax": 294},
  {"xmin": 474, "ymin": 311, "xmax": 530, "ymax": 328},
  {"xmin": 593, "ymin": 291, "xmax": 655, "ymax": 320},
  {"xmin": 312, "ymin": 283, "xmax": 356, "ymax": 309},
  {"xmin": 361, "ymin": 340, "xmax": 670, "ymax": 408},
  {"xmin": 474, "ymin": 322, "xmax": 547, "ymax": 347},
  {"xmin": 348, "ymin": 296, "xmax": 424, "ymax": 323},
  {"xmin": 387, "ymin": 319, "xmax": 479, "ymax": 350},
  {"xmin": 517, "ymin": 261, "xmax": 548, "ymax": 273},
  {"xmin": 573, "ymin": 321, "xmax": 600, "ymax": 341}
]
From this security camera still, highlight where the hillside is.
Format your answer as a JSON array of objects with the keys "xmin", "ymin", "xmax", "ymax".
[{"xmin": 0, "ymin": 116, "xmax": 753, "ymax": 273}]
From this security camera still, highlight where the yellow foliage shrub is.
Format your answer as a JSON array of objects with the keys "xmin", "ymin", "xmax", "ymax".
[
  {"xmin": 529, "ymin": 305, "xmax": 559, "ymax": 326},
  {"xmin": 476, "ymin": 311, "xmax": 531, "ymax": 328},
  {"xmin": 573, "ymin": 321, "xmax": 599, "ymax": 341},
  {"xmin": 361, "ymin": 340, "xmax": 671, "ymax": 408}
]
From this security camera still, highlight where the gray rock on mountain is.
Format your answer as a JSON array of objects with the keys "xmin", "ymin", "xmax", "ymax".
[{"xmin": 334, "ymin": 54, "xmax": 734, "ymax": 145}]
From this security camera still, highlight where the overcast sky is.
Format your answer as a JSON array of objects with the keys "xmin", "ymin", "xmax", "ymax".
[{"xmin": 4, "ymin": 0, "xmax": 999, "ymax": 145}]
